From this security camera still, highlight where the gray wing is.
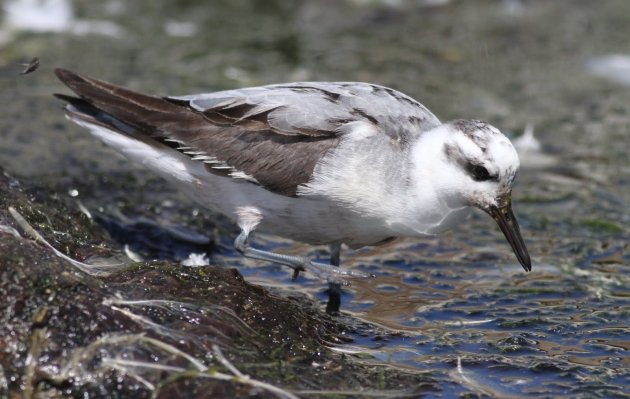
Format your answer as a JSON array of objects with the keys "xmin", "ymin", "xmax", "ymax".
[
  {"xmin": 172, "ymin": 82, "xmax": 441, "ymax": 144},
  {"xmin": 55, "ymin": 69, "xmax": 440, "ymax": 197}
]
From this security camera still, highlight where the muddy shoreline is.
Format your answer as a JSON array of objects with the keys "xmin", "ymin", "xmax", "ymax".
[{"xmin": 0, "ymin": 169, "xmax": 436, "ymax": 397}]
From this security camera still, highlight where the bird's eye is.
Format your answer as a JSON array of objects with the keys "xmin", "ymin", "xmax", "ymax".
[{"xmin": 468, "ymin": 164, "xmax": 492, "ymax": 181}]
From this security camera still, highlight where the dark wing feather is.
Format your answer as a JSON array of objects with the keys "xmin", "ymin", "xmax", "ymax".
[{"xmin": 54, "ymin": 68, "xmax": 340, "ymax": 197}]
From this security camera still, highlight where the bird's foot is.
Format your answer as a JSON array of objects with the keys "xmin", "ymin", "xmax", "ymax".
[
  {"xmin": 303, "ymin": 260, "xmax": 374, "ymax": 285},
  {"xmin": 234, "ymin": 230, "xmax": 373, "ymax": 283},
  {"xmin": 291, "ymin": 267, "xmax": 303, "ymax": 280}
]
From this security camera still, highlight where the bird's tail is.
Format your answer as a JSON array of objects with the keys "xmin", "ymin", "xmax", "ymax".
[
  {"xmin": 54, "ymin": 69, "xmax": 212, "ymax": 188},
  {"xmin": 53, "ymin": 68, "xmax": 193, "ymax": 137}
]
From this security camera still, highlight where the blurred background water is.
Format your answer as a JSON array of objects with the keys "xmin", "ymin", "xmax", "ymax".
[{"xmin": 0, "ymin": 0, "xmax": 628, "ymax": 397}]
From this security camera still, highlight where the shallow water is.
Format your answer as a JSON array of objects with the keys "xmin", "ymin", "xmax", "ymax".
[{"xmin": 1, "ymin": 0, "xmax": 629, "ymax": 397}]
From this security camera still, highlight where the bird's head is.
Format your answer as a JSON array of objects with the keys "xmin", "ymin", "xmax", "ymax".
[{"xmin": 421, "ymin": 119, "xmax": 531, "ymax": 271}]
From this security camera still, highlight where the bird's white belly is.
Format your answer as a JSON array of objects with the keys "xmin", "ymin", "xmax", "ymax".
[
  {"xmin": 256, "ymin": 197, "xmax": 394, "ymax": 247},
  {"xmin": 192, "ymin": 176, "xmax": 394, "ymax": 246},
  {"xmin": 188, "ymin": 171, "xmax": 469, "ymax": 248}
]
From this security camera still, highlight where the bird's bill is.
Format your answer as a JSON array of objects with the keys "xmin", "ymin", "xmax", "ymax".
[{"xmin": 486, "ymin": 203, "xmax": 532, "ymax": 272}]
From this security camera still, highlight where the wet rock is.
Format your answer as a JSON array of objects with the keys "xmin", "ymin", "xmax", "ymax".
[{"xmin": 0, "ymin": 169, "xmax": 433, "ymax": 397}]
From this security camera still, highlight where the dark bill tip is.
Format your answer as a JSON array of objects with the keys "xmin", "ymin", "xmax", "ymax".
[{"xmin": 487, "ymin": 203, "xmax": 532, "ymax": 272}]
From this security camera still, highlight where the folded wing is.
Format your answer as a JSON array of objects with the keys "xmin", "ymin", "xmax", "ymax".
[{"xmin": 55, "ymin": 69, "xmax": 440, "ymax": 197}]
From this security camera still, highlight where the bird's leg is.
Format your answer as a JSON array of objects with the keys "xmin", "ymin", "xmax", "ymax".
[
  {"xmin": 326, "ymin": 243, "xmax": 342, "ymax": 314},
  {"xmin": 329, "ymin": 243, "xmax": 341, "ymax": 267},
  {"xmin": 234, "ymin": 229, "xmax": 369, "ymax": 284}
]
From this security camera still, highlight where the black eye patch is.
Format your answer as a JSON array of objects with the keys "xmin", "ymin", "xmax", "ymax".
[
  {"xmin": 443, "ymin": 143, "xmax": 499, "ymax": 182},
  {"xmin": 467, "ymin": 163, "xmax": 498, "ymax": 182}
]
